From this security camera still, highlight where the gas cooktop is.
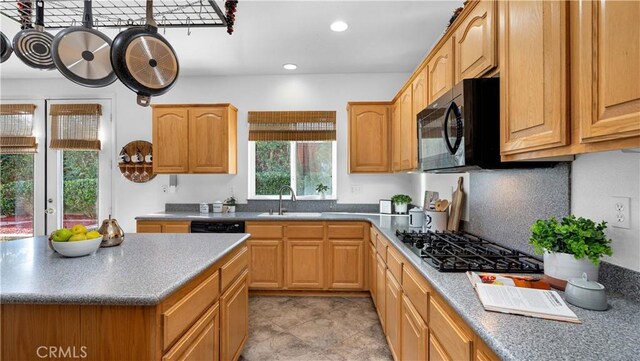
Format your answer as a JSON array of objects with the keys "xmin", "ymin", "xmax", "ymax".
[{"xmin": 395, "ymin": 230, "xmax": 543, "ymax": 273}]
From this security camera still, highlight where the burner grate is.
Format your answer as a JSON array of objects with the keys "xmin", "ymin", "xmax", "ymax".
[{"xmin": 395, "ymin": 230, "xmax": 543, "ymax": 273}]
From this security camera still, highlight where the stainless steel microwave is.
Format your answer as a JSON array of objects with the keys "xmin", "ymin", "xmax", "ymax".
[{"xmin": 417, "ymin": 78, "xmax": 502, "ymax": 172}]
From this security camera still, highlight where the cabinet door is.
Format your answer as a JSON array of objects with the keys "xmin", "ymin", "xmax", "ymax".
[
  {"xmin": 385, "ymin": 270, "xmax": 402, "ymax": 361},
  {"xmin": 499, "ymin": 1, "xmax": 569, "ymax": 155},
  {"xmin": 455, "ymin": 0, "xmax": 497, "ymax": 82},
  {"xmin": 391, "ymin": 101, "xmax": 402, "ymax": 172},
  {"xmin": 574, "ymin": 1, "xmax": 640, "ymax": 143},
  {"xmin": 429, "ymin": 335, "xmax": 452, "ymax": 361},
  {"xmin": 285, "ymin": 240, "xmax": 324, "ymax": 289},
  {"xmin": 428, "ymin": 37, "xmax": 454, "ymax": 102},
  {"xmin": 348, "ymin": 104, "xmax": 391, "ymax": 173},
  {"xmin": 401, "ymin": 294, "xmax": 428, "ymax": 361},
  {"xmin": 248, "ymin": 240, "xmax": 283, "ymax": 289},
  {"xmin": 153, "ymin": 107, "xmax": 190, "ymax": 173},
  {"xmin": 369, "ymin": 242, "xmax": 377, "ymax": 302},
  {"xmin": 328, "ymin": 240, "xmax": 364, "ymax": 290},
  {"xmin": 220, "ymin": 270, "xmax": 248, "ymax": 361},
  {"xmin": 411, "ymin": 68, "xmax": 428, "ymax": 168},
  {"xmin": 188, "ymin": 107, "xmax": 229, "ymax": 173},
  {"xmin": 375, "ymin": 254, "xmax": 386, "ymax": 331},
  {"xmin": 399, "ymin": 87, "xmax": 413, "ymax": 170}
]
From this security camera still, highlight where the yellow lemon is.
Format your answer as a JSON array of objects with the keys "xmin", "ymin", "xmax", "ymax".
[
  {"xmin": 86, "ymin": 231, "xmax": 102, "ymax": 239},
  {"xmin": 69, "ymin": 233, "xmax": 87, "ymax": 242},
  {"xmin": 71, "ymin": 224, "xmax": 87, "ymax": 235}
]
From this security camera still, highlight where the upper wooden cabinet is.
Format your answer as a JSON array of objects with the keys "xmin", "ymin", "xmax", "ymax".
[
  {"xmin": 454, "ymin": 0, "xmax": 497, "ymax": 82},
  {"xmin": 152, "ymin": 104, "xmax": 238, "ymax": 174},
  {"xmin": 573, "ymin": 0, "xmax": 640, "ymax": 144},
  {"xmin": 347, "ymin": 103, "xmax": 391, "ymax": 173},
  {"xmin": 428, "ymin": 37, "xmax": 454, "ymax": 102},
  {"xmin": 499, "ymin": 1, "xmax": 569, "ymax": 155},
  {"xmin": 391, "ymin": 101, "xmax": 402, "ymax": 172}
]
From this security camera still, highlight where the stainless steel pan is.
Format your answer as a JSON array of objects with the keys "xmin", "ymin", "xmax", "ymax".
[
  {"xmin": 110, "ymin": 0, "xmax": 179, "ymax": 106},
  {"xmin": 12, "ymin": 0, "xmax": 55, "ymax": 70},
  {"xmin": 52, "ymin": 0, "xmax": 116, "ymax": 87}
]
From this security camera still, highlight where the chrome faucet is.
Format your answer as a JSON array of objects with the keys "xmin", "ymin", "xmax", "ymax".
[{"xmin": 278, "ymin": 185, "xmax": 297, "ymax": 215}]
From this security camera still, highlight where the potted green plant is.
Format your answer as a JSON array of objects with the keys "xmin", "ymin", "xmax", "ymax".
[
  {"xmin": 315, "ymin": 183, "xmax": 329, "ymax": 199},
  {"xmin": 391, "ymin": 194, "xmax": 412, "ymax": 214},
  {"xmin": 529, "ymin": 215, "xmax": 613, "ymax": 289},
  {"xmin": 224, "ymin": 196, "xmax": 237, "ymax": 213}
]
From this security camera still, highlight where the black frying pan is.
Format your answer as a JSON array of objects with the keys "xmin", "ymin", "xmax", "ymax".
[
  {"xmin": 12, "ymin": 0, "xmax": 55, "ymax": 70},
  {"xmin": 111, "ymin": 0, "xmax": 179, "ymax": 107},
  {"xmin": 52, "ymin": 0, "xmax": 116, "ymax": 87},
  {"xmin": 0, "ymin": 31, "xmax": 12, "ymax": 63}
]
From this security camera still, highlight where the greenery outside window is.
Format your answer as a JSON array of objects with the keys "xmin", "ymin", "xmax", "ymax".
[{"xmin": 247, "ymin": 110, "xmax": 337, "ymax": 199}]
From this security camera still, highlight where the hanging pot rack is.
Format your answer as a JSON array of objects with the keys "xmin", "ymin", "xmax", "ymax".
[{"xmin": 0, "ymin": 0, "xmax": 237, "ymax": 32}]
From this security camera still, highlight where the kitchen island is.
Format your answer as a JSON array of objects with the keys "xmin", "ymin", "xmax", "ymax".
[
  {"xmin": 1, "ymin": 233, "xmax": 250, "ymax": 361},
  {"xmin": 137, "ymin": 211, "xmax": 640, "ymax": 361}
]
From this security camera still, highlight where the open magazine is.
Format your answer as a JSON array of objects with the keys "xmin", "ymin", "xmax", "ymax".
[{"xmin": 466, "ymin": 272, "xmax": 581, "ymax": 324}]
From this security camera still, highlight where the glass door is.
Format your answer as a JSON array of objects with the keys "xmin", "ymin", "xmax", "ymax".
[
  {"xmin": 0, "ymin": 100, "xmax": 45, "ymax": 241},
  {"xmin": 45, "ymin": 99, "xmax": 112, "ymax": 235}
]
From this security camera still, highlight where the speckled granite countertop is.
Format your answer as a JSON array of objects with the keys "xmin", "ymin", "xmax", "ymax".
[
  {"xmin": 0, "ymin": 233, "xmax": 249, "ymax": 306},
  {"xmin": 136, "ymin": 211, "xmax": 640, "ymax": 361}
]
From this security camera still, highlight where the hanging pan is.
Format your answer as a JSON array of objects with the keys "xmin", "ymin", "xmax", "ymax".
[
  {"xmin": 52, "ymin": 0, "xmax": 116, "ymax": 87},
  {"xmin": 12, "ymin": 0, "xmax": 55, "ymax": 70},
  {"xmin": 0, "ymin": 31, "xmax": 12, "ymax": 63},
  {"xmin": 111, "ymin": 0, "xmax": 179, "ymax": 107}
]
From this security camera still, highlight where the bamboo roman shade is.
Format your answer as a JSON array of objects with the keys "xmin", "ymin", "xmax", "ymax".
[
  {"xmin": 49, "ymin": 104, "xmax": 102, "ymax": 151},
  {"xmin": 0, "ymin": 104, "xmax": 38, "ymax": 154},
  {"xmin": 248, "ymin": 111, "xmax": 336, "ymax": 141}
]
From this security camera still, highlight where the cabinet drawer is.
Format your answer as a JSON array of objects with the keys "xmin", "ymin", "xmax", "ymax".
[
  {"xmin": 402, "ymin": 264, "xmax": 430, "ymax": 323},
  {"xmin": 369, "ymin": 227, "xmax": 377, "ymax": 246},
  {"xmin": 163, "ymin": 271, "xmax": 219, "ymax": 350},
  {"xmin": 376, "ymin": 236, "xmax": 388, "ymax": 261},
  {"xmin": 163, "ymin": 303, "xmax": 218, "ymax": 361},
  {"xmin": 429, "ymin": 297, "xmax": 473, "ymax": 361},
  {"xmin": 221, "ymin": 246, "xmax": 249, "ymax": 291},
  {"xmin": 137, "ymin": 222, "xmax": 162, "ymax": 233},
  {"xmin": 327, "ymin": 223, "xmax": 366, "ymax": 239},
  {"xmin": 286, "ymin": 224, "xmax": 324, "ymax": 239},
  {"xmin": 386, "ymin": 246, "xmax": 403, "ymax": 284},
  {"xmin": 246, "ymin": 223, "xmax": 283, "ymax": 239}
]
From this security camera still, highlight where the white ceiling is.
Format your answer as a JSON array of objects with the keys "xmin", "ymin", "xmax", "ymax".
[{"xmin": 0, "ymin": 1, "xmax": 461, "ymax": 79}]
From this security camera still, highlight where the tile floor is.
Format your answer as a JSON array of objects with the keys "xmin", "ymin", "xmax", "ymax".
[{"xmin": 240, "ymin": 296, "xmax": 393, "ymax": 361}]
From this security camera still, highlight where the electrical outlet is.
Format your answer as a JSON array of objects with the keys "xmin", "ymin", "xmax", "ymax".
[
  {"xmin": 161, "ymin": 185, "xmax": 168, "ymax": 193},
  {"xmin": 611, "ymin": 196, "xmax": 630, "ymax": 229},
  {"xmin": 351, "ymin": 185, "xmax": 361, "ymax": 194}
]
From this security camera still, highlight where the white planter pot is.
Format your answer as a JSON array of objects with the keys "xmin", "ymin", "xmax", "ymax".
[
  {"xmin": 228, "ymin": 205, "xmax": 235, "ymax": 213},
  {"xmin": 544, "ymin": 252, "xmax": 599, "ymax": 289},
  {"xmin": 394, "ymin": 203, "xmax": 408, "ymax": 214}
]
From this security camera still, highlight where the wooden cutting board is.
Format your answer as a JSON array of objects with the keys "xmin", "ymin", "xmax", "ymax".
[{"xmin": 447, "ymin": 177, "xmax": 464, "ymax": 231}]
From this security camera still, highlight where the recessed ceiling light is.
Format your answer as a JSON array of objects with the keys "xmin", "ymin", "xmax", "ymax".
[
  {"xmin": 283, "ymin": 63, "xmax": 298, "ymax": 70},
  {"xmin": 330, "ymin": 21, "xmax": 349, "ymax": 32}
]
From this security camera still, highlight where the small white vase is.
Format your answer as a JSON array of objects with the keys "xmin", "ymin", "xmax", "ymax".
[
  {"xmin": 320, "ymin": 192, "xmax": 326, "ymax": 200},
  {"xmin": 544, "ymin": 252, "xmax": 599, "ymax": 289},
  {"xmin": 394, "ymin": 203, "xmax": 408, "ymax": 214},
  {"xmin": 228, "ymin": 205, "xmax": 235, "ymax": 213}
]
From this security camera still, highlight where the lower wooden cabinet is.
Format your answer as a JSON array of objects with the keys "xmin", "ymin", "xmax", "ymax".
[
  {"xmin": 136, "ymin": 221, "xmax": 190, "ymax": 233},
  {"xmin": 429, "ymin": 335, "xmax": 452, "ymax": 361},
  {"xmin": 285, "ymin": 239, "xmax": 325, "ymax": 289},
  {"xmin": 163, "ymin": 304, "xmax": 219, "ymax": 361},
  {"xmin": 429, "ymin": 297, "xmax": 473, "ymax": 361},
  {"xmin": 376, "ymin": 254, "xmax": 387, "ymax": 331},
  {"xmin": 401, "ymin": 294, "xmax": 429, "ymax": 361},
  {"xmin": 369, "ymin": 241, "xmax": 377, "ymax": 301},
  {"xmin": 220, "ymin": 270, "xmax": 249, "ymax": 361},
  {"xmin": 248, "ymin": 240, "xmax": 283, "ymax": 289},
  {"xmin": 328, "ymin": 240, "xmax": 365, "ymax": 289},
  {"xmin": 385, "ymin": 270, "xmax": 402, "ymax": 361}
]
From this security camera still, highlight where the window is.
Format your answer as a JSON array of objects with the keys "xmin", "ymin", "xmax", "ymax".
[
  {"xmin": 249, "ymin": 140, "xmax": 336, "ymax": 199},
  {"xmin": 247, "ymin": 111, "xmax": 337, "ymax": 199}
]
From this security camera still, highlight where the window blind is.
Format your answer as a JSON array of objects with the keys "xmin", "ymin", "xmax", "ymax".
[
  {"xmin": 49, "ymin": 104, "xmax": 102, "ymax": 151},
  {"xmin": 0, "ymin": 104, "xmax": 38, "ymax": 154},
  {"xmin": 248, "ymin": 111, "xmax": 336, "ymax": 141}
]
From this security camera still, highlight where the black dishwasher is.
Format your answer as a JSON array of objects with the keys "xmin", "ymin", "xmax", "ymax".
[{"xmin": 190, "ymin": 221, "xmax": 246, "ymax": 233}]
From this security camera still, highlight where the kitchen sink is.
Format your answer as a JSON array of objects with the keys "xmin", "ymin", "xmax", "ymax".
[{"xmin": 257, "ymin": 212, "xmax": 323, "ymax": 218}]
